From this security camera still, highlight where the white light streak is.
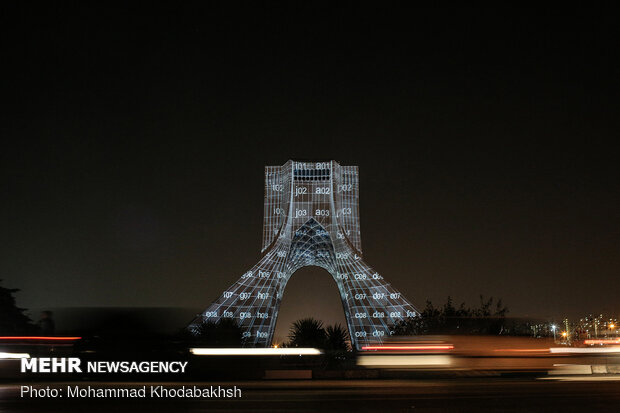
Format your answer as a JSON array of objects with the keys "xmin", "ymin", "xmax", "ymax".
[
  {"xmin": 0, "ymin": 352, "xmax": 30, "ymax": 359},
  {"xmin": 190, "ymin": 347, "xmax": 323, "ymax": 356},
  {"xmin": 549, "ymin": 346, "xmax": 620, "ymax": 354},
  {"xmin": 357, "ymin": 355, "xmax": 452, "ymax": 367}
]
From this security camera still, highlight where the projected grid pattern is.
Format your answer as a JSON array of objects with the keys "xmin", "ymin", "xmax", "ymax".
[{"xmin": 189, "ymin": 160, "xmax": 418, "ymax": 349}]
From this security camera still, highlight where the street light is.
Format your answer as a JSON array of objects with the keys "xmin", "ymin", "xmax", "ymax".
[{"xmin": 551, "ymin": 325, "xmax": 557, "ymax": 342}]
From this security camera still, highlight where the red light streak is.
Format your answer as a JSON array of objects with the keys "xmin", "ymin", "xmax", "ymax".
[
  {"xmin": 361, "ymin": 345, "xmax": 454, "ymax": 351},
  {"xmin": 0, "ymin": 336, "xmax": 81, "ymax": 341},
  {"xmin": 493, "ymin": 348, "xmax": 549, "ymax": 352}
]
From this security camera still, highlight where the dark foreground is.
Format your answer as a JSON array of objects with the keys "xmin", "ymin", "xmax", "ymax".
[{"xmin": 2, "ymin": 377, "xmax": 620, "ymax": 412}]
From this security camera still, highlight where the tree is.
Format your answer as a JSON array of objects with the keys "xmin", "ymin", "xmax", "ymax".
[
  {"xmin": 473, "ymin": 295, "xmax": 507, "ymax": 317},
  {"xmin": 287, "ymin": 317, "xmax": 327, "ymax": 348},
  {"xmin": 393, "ymin": 295, "xmax": 509, "ymax": 336},
  {"xmin": 185, "ymin": 318, "xmax": 245, "ymax": 347},
  {"xmin": 0, "ymin": 279, "xmax": 35, "ymax": 335},
  {"xmin": 325, "ymin": 323, "xmax": 350, "ymax": 352}
]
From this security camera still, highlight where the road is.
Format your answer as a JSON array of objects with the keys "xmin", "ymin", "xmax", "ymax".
[{"xmin": 2, "ymin": 377, "xmax": 620, "ymax": 412}]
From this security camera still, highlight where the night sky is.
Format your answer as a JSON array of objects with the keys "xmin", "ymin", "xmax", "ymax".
[{"xmin": 2, "ymin": 5, "xmax": 618, "ymax": 334}]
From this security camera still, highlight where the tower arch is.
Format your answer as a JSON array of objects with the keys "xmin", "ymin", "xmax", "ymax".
[{"xmin": 188, "ymin": 160, "xmax": 418, "ymax": 349}]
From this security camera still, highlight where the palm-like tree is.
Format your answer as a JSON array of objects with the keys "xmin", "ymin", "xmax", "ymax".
[
  {"xmin": 187, "ymin": 318, "xmax": 245, "ymax": 347},
  {"xmin": 325, "ymin": 323, "xmax": 350, "ymax": 351},
  {"xmin": 288, "ymin": 317, "xmax": 326, "ymax": 348}
]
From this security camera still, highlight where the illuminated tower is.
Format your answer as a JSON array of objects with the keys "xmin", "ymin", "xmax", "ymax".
[{"xmin": 189, "ymin": 160, "xmax": 418, "ymax": 349}]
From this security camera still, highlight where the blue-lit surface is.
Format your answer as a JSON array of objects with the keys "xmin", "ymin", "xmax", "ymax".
[{"xmin": 188, "ymin": 160, "xmax": 418, "ymax": 349}]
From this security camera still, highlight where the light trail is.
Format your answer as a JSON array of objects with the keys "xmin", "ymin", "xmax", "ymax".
[
  {"xmin": 0, "ymin": 336, "xmax": 81, "ymax": 341},
  {"xmin": 361, "ymin": 345, "xmax": 454, "ymax": 351},
  {"xmin": 190, "ymin": 348, "xmax": 323, "ymax": 356},
  {"xmin": 0, "ymin": 352, "xmax": 31, "ymax": 359}
]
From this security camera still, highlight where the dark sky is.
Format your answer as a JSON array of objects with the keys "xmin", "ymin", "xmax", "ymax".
[{"xmin": 2, "ymin": 5, "xmax": 618, "ymax": 330}]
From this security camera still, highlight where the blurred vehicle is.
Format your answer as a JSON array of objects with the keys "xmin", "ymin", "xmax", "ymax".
[
  {"xmin": 357, "ymin": 336, "xmax": 454, "ymax": 369},
  {"xmin": 357, "ymin": 335, "xmax": 558, "ymax": 374},
  {"xmin": 0, "ymin": 336, "xmax": 81, "ymax": 380}
]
